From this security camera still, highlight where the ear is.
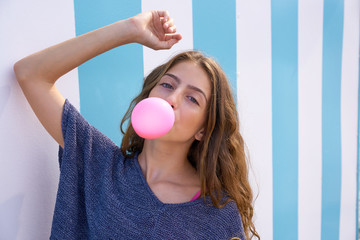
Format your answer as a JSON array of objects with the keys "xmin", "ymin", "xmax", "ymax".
[{"xmin": 194, "ymin": 128, "xmax": 205, "ymax": 141}]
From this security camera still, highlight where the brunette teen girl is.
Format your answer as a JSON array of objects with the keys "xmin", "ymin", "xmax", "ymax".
[{"xmin": 14, "ymin": 10, "xmax": 259, "ymax": 239}]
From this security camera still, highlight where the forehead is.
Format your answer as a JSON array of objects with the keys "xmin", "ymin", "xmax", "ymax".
[{"xmin": 166, "ymin": 61, "xmax": 211, "ymax": 97}]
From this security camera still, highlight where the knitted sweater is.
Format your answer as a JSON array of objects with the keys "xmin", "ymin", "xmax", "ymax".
[{"xmin": 50, "ymin": 99, "xmax": 245, "ymax": 240}]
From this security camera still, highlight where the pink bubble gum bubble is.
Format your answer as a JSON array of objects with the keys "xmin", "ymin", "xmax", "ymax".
[{"xmin": 131, "ymin": 97, "xmax": 175, "ymax": 139}]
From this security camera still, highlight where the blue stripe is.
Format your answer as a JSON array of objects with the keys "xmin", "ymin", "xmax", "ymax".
[
  {"xmin": 320, "ymin": 0, "xmax": 344, "ymax": 239},
  {"xmin": 192, "ymin": 0, "xmax": 237, "ymax": 95},
  {"xmin": 271, "ymin": 0, "xmax": 298, "ymax": 239},
  {"xmin": 356, "ymin": 43, "xmax": 360, "ymax": 240},
  {"xmin": 74, "ymin": 0, "xmax": 143, "ymax": 145}
]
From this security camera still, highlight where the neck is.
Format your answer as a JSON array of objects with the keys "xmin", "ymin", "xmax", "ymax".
[{"xmin": 138, "ymin": 139, "xmax": 196, "ymax": 182}]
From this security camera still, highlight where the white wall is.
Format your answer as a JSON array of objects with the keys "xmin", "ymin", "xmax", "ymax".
[{"xmin": 0, "ymin": 1, "xmax": 79, "ymax": 239}]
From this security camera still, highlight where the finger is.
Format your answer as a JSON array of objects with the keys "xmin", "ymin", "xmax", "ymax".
[
  {"xmin": 166, "ymin": 38, "xmax": 181, "ymax": 48},
  {"xmin": 164, "ymin": 33, "xmax": 182, "ymax": 41},
  {"xmin": 163, "ymin": 18, "xmax": 174, "ymax": 29},
  {"xmin": 156, "ymin": 10, "xmax": 170, "ymax": 21},
  {"xmin": 155, "ymin": 35, "xmax": 182, "ymax": 50},
  {"xmin": 167, "ymin": 25, "xmax": 177, "ymax": 33},
  {"xmin": 159, "ymin": 39, "xmax": 180, "ymax": 50}
]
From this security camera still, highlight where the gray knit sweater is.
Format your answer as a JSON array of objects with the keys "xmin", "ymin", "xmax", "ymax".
[{"xmin": 50, "ymin": 99, "xmax": 245, "ymax": 239}]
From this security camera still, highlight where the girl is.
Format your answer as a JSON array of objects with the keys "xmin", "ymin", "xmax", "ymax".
[{"xmin": 14, "ymin": 10, "xmax": 259, "ymax": 239}]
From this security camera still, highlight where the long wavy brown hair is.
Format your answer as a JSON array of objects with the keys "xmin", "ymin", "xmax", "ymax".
[{"xmin": 120, "ymin": 51, "xmax": 259, "ymax": 239}]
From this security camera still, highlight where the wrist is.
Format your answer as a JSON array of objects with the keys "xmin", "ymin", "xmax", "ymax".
[
  {"xmin": 120, "ymin": 17, "xmax": 142, "ymax": 44},
  {"xmin": 104, "ymin": 18, "xmax": 138, "ymax": 47}
]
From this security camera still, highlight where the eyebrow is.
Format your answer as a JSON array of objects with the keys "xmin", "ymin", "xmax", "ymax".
[{"xmin": 164, "ymin": 73, "xmax": 208, "ymax": 102}]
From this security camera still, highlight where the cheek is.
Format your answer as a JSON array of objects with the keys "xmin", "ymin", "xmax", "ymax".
[
  {"xmin": 148, "ymin": 88, "xmax": 157, "ymax": 97},
  {"xmin": 178, "ymin": 107, "xmax": 207, "ymax": 130}
]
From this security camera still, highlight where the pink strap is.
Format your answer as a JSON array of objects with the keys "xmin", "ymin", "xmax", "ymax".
[{"xmin": 191, "ymin": 190, "xmax": 201, "ymax": 201}]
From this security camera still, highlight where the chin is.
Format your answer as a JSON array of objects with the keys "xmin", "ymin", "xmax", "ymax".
[{"xmin": 157, "ymin": 133, "xmax": 195, "ymax": 146}]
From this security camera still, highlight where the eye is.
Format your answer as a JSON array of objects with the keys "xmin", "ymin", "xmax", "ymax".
[
  {"xmin": 187, "ymin": 96, "xmax": 199, "ymax": 105},
  {"xmin": 160, "ymin": 83, "xmax": 173, "ymax": 89}
]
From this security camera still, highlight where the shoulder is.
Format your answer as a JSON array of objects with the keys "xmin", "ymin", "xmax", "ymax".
[
  {"xmin": 210, "ymin": 200, "xmax": 242, "ymax": 223},
  {"xmin": 184, "ymin": 198, "xmax": 244, "ymax": 235},
  {"xmin": 59, "ymin": 99, "xmax": 122, "ymax": 169},
  {"xmin": 193, "ymin": 199, "xmax": 245, "ymax": 238},
  {"xmin": 211, "ymin": 200, "xmax": 245, "ymax": 238},
  {"xmin": 61, "ymin": 99, "xmax": 119, "ymax": 149}
]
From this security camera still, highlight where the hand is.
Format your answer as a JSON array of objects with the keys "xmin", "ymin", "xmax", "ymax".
[{"xmin": 130, "ymin": 10, "xmax": 182, "ymax": 50}]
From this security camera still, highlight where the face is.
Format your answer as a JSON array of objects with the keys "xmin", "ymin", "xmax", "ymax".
[{"xmin": 148, "ymin": 61, "xmax": 211, "ymax": 143}]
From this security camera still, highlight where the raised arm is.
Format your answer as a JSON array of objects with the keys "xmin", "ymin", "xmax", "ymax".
[{"xmin": 14, "ymin": 10, "xmax": 181, "ymax": 148}]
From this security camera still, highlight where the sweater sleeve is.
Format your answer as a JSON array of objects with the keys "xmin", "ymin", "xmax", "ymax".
[
  {"xmin": 51, "ymin": 99, "xmax": 121, "ymax": 239},
  {"xmin": 58, "ymin": 99, "xmax": 119, "ymax": 168}
]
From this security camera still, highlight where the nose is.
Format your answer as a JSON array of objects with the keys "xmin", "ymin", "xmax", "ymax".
[{"xmin": 165, "ymin": 91, "xmax": 179, "ymax": 109}]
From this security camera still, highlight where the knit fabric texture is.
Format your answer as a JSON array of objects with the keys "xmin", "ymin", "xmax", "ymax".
[{"xmin": 50, "ymin": 99, "xmax": 245, "ymax": 240}]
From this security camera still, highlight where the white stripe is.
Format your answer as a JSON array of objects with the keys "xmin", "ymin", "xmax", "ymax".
[
  {"xmin": 339, "ymin": 0, "xmax": 360, "ymax": 239},
  {"xmin": 141, "ymin": 0, "xmax": 193, "ymax": 77},
  {"xmin": 0, "ymin": 0, "xmax": 78, "ymax": 239},
  {"xmin": 298, "ymin": 0, "xmax": 323, "ymax": 239},
  {"xmin": 236, "ymin": 0, "xmax": 273, "ymax": 238}
]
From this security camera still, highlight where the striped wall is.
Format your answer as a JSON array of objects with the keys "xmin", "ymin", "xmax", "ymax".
[
  {"xmin": 74, "ymin": 1, "xmax": 360, "ymax": 239},
  {"xmin": 1, "ymin": 0, "xmax": 359, "ymax": 239}
]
